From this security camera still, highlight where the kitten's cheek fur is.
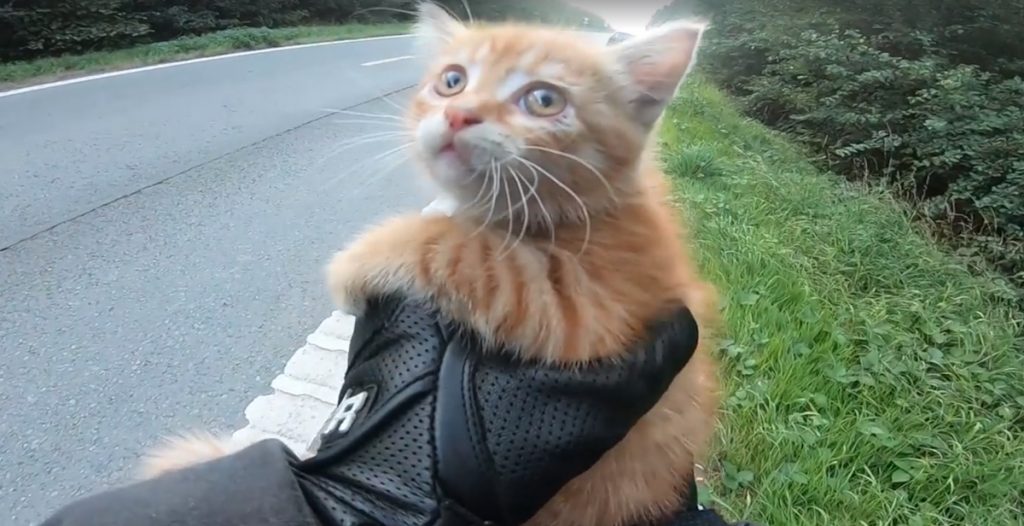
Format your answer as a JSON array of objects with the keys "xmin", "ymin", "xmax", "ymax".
[
  {"xmin": 415, "ymin": 115, "xmax": 463, "ymax": 188},
  {"xmin": 416, "ymin": 114, "xmax": 447, "ymax": 156}
]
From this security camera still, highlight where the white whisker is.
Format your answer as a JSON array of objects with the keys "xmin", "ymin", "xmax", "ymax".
[
  {"xmin": 517, "ymin": 156, "xmax": 591, "ymax": 255},
  {"xmin": 377, "ymin": 93, "xmax": 407, "ymax": 115},
  {"xmin": 362, "ymin": 142, "xmax": 415, "ymax": 168},
  {"xmin": 475, "ymin": 159, "xmax": 502, "ymax": 237},
  {"xmin": 498, "ymin": 173, "xmax": 515, "ymax": 258},
  {"xmin": 458, "ymin": 0, "xmax": 474, "ymax": 23},
  {"xmin": 330, "ymin": 119, "xmax": 407, "ymax": 128},
  {"xmin": 430, "ymin": 1, "xmax": 467, "ymax": 23},
  {"xmin": 323, "ymin": 152, "xmax": 406, "ymax": 190},
  {"xmin": 467, "ymin": 166, "xmax": 487, "ymax": 224},
  {"xmin": 320, "ymin": 108, "xmax": 403, "ymax": 121},
  {"xmin": 524, "ymin": 145, "xmax": 617, "ymax": 201},
  {"xmin": 520, "ymin": 161, "xmax": 556, "ymax": 244},
  {"xmin": 343, "ymin": 148, "xmax": 414, "ymax": 196},
  {"xmin": 466, "ymin": 166, "xmax": 495, "ymax": 213},
  {"xmin": 352, "ymin": 6, "xmax": 419, "ymax": 19},
  {"xmin": 498, "ymin": 168, "xmax": 531, "ymax": 259},
  {"xmin": 327, "ymin": 131, "xmax": 409, "ymax": 148},
  {"xmin": 323, "ymin": 142, "xmax": 414, "ymax": 189},
  {"xmin": 315, "ymin": 132, "xmax": 410, "ymax": 167}
]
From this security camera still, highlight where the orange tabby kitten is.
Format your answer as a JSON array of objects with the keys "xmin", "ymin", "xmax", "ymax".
[
  {"xmin": 326, "ymin": 6, "xmax": 720, "ymax": 525},
  {"xmin": 140, "ymin": 5, "xmax": 720, "ymax": 525}
]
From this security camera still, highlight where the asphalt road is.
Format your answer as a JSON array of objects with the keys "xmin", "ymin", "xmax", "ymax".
[{"xmin": 0, "ymin": 35, "xmax": 430, "ymax": 523}]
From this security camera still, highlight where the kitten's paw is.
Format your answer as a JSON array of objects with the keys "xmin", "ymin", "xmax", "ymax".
[
  {"xmin": 326, "ymin": 249, "xmax": 371, "ymax": 315},
  {"xmin": 326, "ymin": 214, "xmax": 434, "ymax": 313}
]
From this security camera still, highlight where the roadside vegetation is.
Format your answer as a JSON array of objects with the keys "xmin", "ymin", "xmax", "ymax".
[
  {"xmin": 0, "ymin": 0, "xmax": 606, "ymax": 87},
  {"xmin": 661, "ymin": 78, "xmax": 1023, "ymax": 525},
  {"xmin": 655, "ymin": 0, "xmax": 1024, "ymax": 303},
  {"xmin": 0, "ymin": 24, "xmax": 407, "ymax": 86},
  {"xmin": 653, "ymin": 1, "xmax": 1024, "ymax": 522}
]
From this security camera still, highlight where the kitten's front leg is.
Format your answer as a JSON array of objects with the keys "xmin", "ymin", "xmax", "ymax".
[{"xmin": 327, "ymin": 214, "xmax": 451, "ymax": 315}]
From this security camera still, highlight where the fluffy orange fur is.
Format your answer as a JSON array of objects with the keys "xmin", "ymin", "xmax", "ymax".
[
  {"xmin": 137, "ymin": 431, "xmax": 236, "ymax": 479},
  {"xmin": 138, "ymin": 7, "xmax": 720, "ymax": 525},
  {"xmin": 327, "ymin": 6, "xmax": 721, "ymax": 525}
]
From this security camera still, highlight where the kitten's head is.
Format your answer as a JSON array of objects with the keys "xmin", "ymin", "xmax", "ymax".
[{"xmin": 407, "ymin": 3, "xmax": 703, "ymax": 227}]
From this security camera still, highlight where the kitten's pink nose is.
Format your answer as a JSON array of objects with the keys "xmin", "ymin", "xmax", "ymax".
[{"xmin": 445, "ymin": 107, "xmax": 482, "ymax": 132}]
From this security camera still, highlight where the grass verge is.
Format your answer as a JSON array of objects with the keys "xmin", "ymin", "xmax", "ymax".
[
  {"xmin": 0, "ymin": 23, "xmax": 409, "ymax": 88},
  {"xmin": 662, "ymin": 78, "xmax": 1024, "ymax": 525}
]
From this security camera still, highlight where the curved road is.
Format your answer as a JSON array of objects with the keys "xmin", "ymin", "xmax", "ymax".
[{"xmin": 0, "ymin": 35, "xmax": 429, "ymax": 523}]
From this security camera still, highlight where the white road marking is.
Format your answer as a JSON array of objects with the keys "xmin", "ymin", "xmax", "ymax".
[
  {"xmin": 361, "ymin": 55, "xmax": 414, "ymax": 66},
  {"xmin": 235, "ymin": 199, "xmax": 444, "ymax": 456},
  {"xmin": 0, "ymin": 34, "xmax": 413, "ymax": 99},
  {"xmin": 234, "ymin": 310, "xmax": 354, "ymax": 457}
]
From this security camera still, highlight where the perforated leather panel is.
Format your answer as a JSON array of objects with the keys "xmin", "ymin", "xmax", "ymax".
[
  {"xmin": 296, "ymin": 295, "xmax": 699, "ymax": 526},
  {"xmin": 299, "ymin": 298, "xmax": 444, "ymax": 525}
]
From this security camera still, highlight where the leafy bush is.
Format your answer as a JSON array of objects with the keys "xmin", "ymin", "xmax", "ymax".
[
  {"xmin": 653, "ymin": 0, "xmax": 1024, "ymax": 298},
  {"xmin": 1, "ymin": 0, "xmax": 151, "ymax": 60},
  {"xmin": 0, "ymin": 0, "xmax": 606, "ymax": 61}
]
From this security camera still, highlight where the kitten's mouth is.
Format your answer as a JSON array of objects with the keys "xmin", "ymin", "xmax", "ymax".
[{"xmin": 437, "ymin": 140, "xmax": 471, "ymax": 165}]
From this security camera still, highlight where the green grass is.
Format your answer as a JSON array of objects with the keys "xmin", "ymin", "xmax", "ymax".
[
  {"xmin": 661, "ymin": 78, "xmax": 1024, "ymax": 525},
  {"xmin": 0, "ymin": 23, "xmax": 409, "ymax": 87}
]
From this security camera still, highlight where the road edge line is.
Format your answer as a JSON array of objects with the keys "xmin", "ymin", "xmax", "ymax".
[
  {"xmin": 232, "ymin": 310, "xmax": 354, "ymax": 458},
  {"xmin": 0, "ymin": 34, "xmax": 413, "ymax": 99}
]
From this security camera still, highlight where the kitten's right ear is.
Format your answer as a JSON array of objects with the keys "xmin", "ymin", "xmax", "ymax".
[
  {"xmin": 612, "ymin": 21, "xmax": 705, "ymax": 131},
  {"xmin": 414, "ymin": 2, "xmax": 465, "ymax": 55}
]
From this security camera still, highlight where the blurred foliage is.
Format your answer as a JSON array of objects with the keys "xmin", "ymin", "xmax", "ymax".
[
  {"xmin": 653, "ymin": 0, "xmax": 1024, "ymax": 299},
  {"xmin": 0, "ymin": 0, "xmax": 607, "ymax": 61}
]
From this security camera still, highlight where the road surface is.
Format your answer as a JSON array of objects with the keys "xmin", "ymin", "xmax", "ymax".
[
  {"xmin": 0, "ymin": 30, "xmax": 610, "ymax": 523},
  {"xmin": 0, "ymin": 35, "xmax": 428, "ymax": 523}
]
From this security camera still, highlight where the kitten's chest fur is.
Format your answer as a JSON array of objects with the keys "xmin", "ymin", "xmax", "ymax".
[{"xmin": 413, "ymin": 170, "xmax": 696, "ymax": 363}]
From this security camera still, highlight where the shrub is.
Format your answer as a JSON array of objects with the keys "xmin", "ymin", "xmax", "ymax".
[
  {"xmin": 745, "ymin": 30, "xmax": 1023, "ymax": 283},
  {"xmin": 0, "ymin": 0, "xmax": 607, "ymax": 62},
  {"xmin": 1, "ymin": 0, "xmax": 151, "ymax": 60},
  {"xmin": 653, "ymin": 0, "xmax": 1024, "ymax": 299}
]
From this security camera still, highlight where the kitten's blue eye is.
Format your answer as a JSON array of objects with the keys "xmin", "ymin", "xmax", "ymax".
[
  {"xmin": 444, "ymin": 71, "xmax": 462, "ymax": 89},
  {"xmin": 535, "ymin": 91, "xmax": 556, "ymax": 107},
  {"xmin": 435, "ymin": 65, "xmax": 467, "ymax": 97},
  {"xmin": 521, "ymin": 85, "xmax": 567, "ymax": 117}
]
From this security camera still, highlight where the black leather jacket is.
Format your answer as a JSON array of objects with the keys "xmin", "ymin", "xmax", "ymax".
[{"xmin": 41, "ymin": 295, "xmax": 743, "ymax": 526}]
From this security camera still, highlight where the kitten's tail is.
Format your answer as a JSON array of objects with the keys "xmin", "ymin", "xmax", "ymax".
[{"xmin": 137, "ymin": 430, "xmax": 237, "ymax": 479}]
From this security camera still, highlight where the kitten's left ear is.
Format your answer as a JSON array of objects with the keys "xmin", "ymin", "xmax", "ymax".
[
  {"xmin": 611, "ymin": 21, "xmax": 706, "ymax": 131},
  {"xmin": 414, "ymin": 2, "xmax": 466, "ymax": 55}
]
